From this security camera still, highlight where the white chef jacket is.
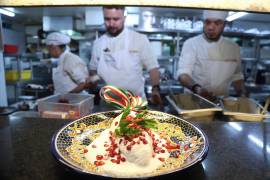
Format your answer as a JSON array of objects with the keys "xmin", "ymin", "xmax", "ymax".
[
  {"xmin": 53, "ymin": 50, "xmax": 89, "ymax": 94},
  {"xmin": 89, "ymin": 28, "xmax": 159, "ymax": 96},
  {"xmin": 177, "ymin": 34, "xmax": 244, "ymax": 96}
]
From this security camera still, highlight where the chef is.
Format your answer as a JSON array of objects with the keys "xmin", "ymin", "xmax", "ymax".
[
  {"xmin": 88, "ymin": 6, "xmax": 163, "ymax": 105},
  {"xmin": 177, "ymin": 10, "xmax": 246, "ymax": 100},
  {"xmin": 46, "ymin": 32, "xmax": 89, "ymax": 94}
]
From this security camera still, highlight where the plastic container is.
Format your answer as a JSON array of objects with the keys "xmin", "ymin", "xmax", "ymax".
[
  {"xmin": 4, "ymin": 44, "xmax": 18, "ymax": 54},
  {"xmin": 37, "ymin": 93, "xmax": 95, "ymax": 119},
  {"xmin": 5, "ymin": 70, "xmax": 32, "ymax": 81}
]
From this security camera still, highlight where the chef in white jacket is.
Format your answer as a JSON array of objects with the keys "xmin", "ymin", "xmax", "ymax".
[
  {"xmin": 46, "ymin": 32, "xmax": 89, "ymax": 94},
  {"xmin": 89, "ymin": 6, "xmax": 162, "ymax": 105},
  {"xmin": 177, "ymin": 10, "xmax": 246, "ymax": 100}
]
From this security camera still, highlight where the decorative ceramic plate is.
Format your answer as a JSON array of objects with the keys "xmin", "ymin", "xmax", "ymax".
[{"xmin": 51, "ymin": 110, "xmax": 208, "ymax": 178}]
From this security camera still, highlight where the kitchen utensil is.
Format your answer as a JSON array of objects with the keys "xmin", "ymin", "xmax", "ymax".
[{"xmin": 261, "ymin": 96, "xmax": 270, "ymax": 115}]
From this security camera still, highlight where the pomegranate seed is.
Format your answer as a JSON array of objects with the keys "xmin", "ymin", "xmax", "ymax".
[
  {"xmin": 111, "ymin": 159, "xmax": 117, "ymax": 163},
  {"xmin": 131, "ymin": 141, "xmax": 136, "ymax": 146},
  {"xmin": 96, "ymin": 155, "xmax": 103, "ymax": 160},
  {"xmin": 165, "ymin": 142, "xmax": 180, "ymax": 150},
  {"xmin": 109, "ymin": 153, "xmax": 115, "ymax": 158},
  {"xmin": 184, "ymin": 145, "xmax": 189, "ymax": 151},
  {"xmin": 111, "ymin": 159, "xmax": 120, "ymax": 164},
  {"xmin": 121, "ymin": 157, "xmax": 126, "ymax": 162},
  {"xmin": 92, "ymin": 145, "xmax": 96, "ymax": 148},
  {"xmin": 117, "ymin": 155, "xmax": 121, "ymax": 160},
  {"xmin": 115, "ymin": 121, "xmax": 118, "ymax": 126},
  {"xmin": 127, "ymin": 145, "xmax": 132, "ymax": 151},
  {"xmin": 139, "ymin": 136, "xmax": 145, "ymax": 141},
  {"xmin": 125, "ymin": 116, "xmax": 133, "ymax": 121},
  {"xmin": 142, "ymin": 139, "xmax": 148, "ymax": 144},
  {"xmin": 134, "ymin": 134, "xmax": 139, "ymax": 138},
  {"xmin": 94, "ymin": 161, "xmax": 105, "ymax": 166},
  {"xmin": 114, "ymin": 143, "xmax": 118, "ymax": 148},
  {"xmin": 83, "ymin": 149, "xmax": 88, "ymax": 153},
  {"xmin": 158, "ymin": 157, "xmax": 165, "ymax": 162},
  {"xmin": 161, "ymin": 149, "xmax": 165, "ymax": 153}
]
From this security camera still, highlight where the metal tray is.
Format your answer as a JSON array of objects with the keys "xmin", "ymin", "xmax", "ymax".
[
  {"xmin": 220, "ymin": 97, "xmax": 270, "ymax": 121},
  {"xmin": 166, "ymin": 93, "xmax": 221, "ymax": 119}
]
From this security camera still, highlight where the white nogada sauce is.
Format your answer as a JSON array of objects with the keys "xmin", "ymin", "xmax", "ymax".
[{"xmin": 85, "ymin": 129, "xmax": 170, "ymax": 177}]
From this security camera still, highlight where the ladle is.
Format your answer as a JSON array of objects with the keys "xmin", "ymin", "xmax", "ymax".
[{"xmin": 261, "ymin": 96, "xmax": 270, "ymax": 115}]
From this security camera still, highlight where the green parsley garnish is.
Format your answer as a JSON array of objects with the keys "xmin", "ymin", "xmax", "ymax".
[{"xmin": 115, "ymin": 108, "xmax": 157, "ymax": 137}]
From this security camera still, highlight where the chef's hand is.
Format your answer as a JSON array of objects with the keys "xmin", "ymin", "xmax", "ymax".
[
  {"xmin": 85, "ymin": 75, "xmax": 100, "ymax": 89},
  {"xmin": 150, "ymin": 88, "xmax": 163, "ymax": 106},
  {"xmin": 193, "ymin": 86, "xmax": 216, "ymax": 102},
  {"xmin": 84, "ymin": 81, "xmax": 98, "ymax": 89},
  {"xmin": 47, "ymin": 84, "xmax": 54, "ymax": 92}
]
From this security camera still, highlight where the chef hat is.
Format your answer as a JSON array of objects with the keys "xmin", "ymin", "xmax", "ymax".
[
  {"xmin": 46, "ymin": 32, "xmax": 71, "ymax": 46},
  {"xmin": 203, "ymin": 10, "xmax": 228, "ymax": 21}
]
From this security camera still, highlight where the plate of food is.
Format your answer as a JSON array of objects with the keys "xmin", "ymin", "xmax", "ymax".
[{"xmin": 51, "ymin": 86, "xmax": 208, "ymax": 178}]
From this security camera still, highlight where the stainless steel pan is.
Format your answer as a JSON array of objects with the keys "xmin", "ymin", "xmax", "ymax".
[{"xmin": 166, "ymin": 92, "xmax": 221, "ymax": 119}]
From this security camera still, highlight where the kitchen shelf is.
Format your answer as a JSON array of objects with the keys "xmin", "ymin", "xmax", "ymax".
[{"xmin": 134, "ymin": 27, "xmax": 270, "ymax": 39}]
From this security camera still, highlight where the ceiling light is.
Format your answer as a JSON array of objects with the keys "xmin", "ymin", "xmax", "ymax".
[
  {"xmin": 3, "ymin": 7, "xmax": 15, "ymax": 12},
  {"xmin": 226, "ymin": 11, "xmax": 248, "ymax": 22},
  {"xmin": 0, "ymin": 8, "xmax": 15, "ymax": 17}
]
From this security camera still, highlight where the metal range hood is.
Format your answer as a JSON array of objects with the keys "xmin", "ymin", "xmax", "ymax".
[{"xmin": 43, "ymin": 16, "xmax": 73, "ymax": 31}]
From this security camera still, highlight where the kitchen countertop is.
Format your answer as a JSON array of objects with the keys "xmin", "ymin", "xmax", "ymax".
[{"xmin": 0, "ymin": 106, "xmax": 270, "ymax": 180}]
